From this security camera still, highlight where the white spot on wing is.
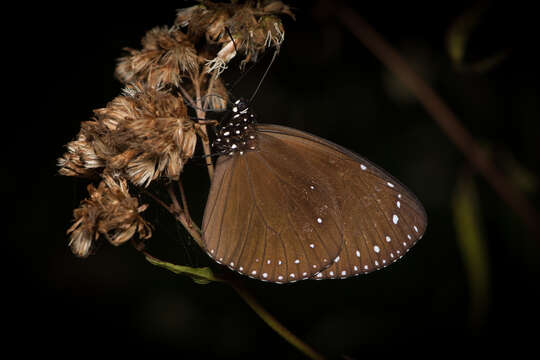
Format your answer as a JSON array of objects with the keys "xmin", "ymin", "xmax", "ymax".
[
  {"xmin": 393, "ymin": 214, "xmax": 399, "ymax": 224},
  {"xmin": 374, "ymin": 245, "xmax": 380, "ymax": 253}
]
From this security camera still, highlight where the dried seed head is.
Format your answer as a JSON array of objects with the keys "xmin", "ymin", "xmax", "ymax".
[
  {"xmin": 58, "ymin": 84, "xmax": 196, "ymax": 187},
  {"xmin": 99, "ymin": 84, "xmax": 196, "ymax": 186},
  {"xmin": 57, "ymin": 132, "xmax": 103, "ymax": 178},
  {"xmin": 174, "ymin": 1, "xmax": 293, "ymax": 74},
  {"xmin": 116, "ymin": 26, "xmax": 199, "ymax": 87},
  {"xmin": 67, "ymin": 175, "xmax": 152, "ymax": 257},
  {"xmin": 263, "ymin": 1, "xmax": 296, "ymax": 20}
]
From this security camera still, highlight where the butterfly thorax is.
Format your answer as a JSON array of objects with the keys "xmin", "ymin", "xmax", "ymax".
[{"xmin": 214, "ymin": 99, "xmax": 258, "ymax": 156}]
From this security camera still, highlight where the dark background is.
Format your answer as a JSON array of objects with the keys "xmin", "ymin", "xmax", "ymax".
[{"xmin": 11, "ymin": 1, "xmax": 539, "ymax": 358}]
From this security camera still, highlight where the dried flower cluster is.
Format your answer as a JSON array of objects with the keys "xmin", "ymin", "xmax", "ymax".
[
  {"xmin": 58, "ymin": 84, "xmax": 196, "ymax": 186},
  {"xmin": 59, "ymin": 1, "xmax": 292, "ymax": 257},
  {"xmin": 175, "ymin": 0, "xmax": 293, "ymax": 73},
  {"xmin": 67, "ymin": 175, "xmax": 152, "ymax": 257}
]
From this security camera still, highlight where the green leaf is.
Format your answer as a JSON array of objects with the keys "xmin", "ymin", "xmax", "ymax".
[{"xmin": 145, "ymin": 254, "xmax": 221, "ymax": 284}]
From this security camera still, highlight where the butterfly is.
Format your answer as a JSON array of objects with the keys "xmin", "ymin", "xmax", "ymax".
[{"xmin": 201, "ymin": 99, "xmax": 427, "ymax": 283}]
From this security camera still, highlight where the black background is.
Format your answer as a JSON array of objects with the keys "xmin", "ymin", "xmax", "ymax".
[{"xmin": 11, "ymin": 1, "xmax": 540, "ymax": 358}]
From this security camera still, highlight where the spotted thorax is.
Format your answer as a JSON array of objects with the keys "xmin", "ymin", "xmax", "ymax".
[{"xmin": 214, "ymin": 99, "xmax": 258, "ymax": 156}]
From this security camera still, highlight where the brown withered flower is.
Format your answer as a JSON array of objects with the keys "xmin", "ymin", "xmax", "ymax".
[
  {"xmin": 175, "ymin": 1, "xmax": 292, "ymax": 74},
  {"xmin": 57, "ymin": 132, "xmax": 104, "ymax": 178},
  {"xmin": 116, "ymin": 26, "xmax": 200, "ymax": 87},
  {"xmin": 58, "ymin": 84, "xmax": 197, "ymax": 187},
  {"xmin": 98, "ymin": 84, "xmax": 197, "ymax": 187},
  {"xmin": 67, "ymin": 175, "xmax": 152, "ymax": 258}
]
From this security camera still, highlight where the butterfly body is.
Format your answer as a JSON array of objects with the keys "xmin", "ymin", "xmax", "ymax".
[{"xmin": 202, "ymin": 100, "xmax": 427, "ymax": 283}]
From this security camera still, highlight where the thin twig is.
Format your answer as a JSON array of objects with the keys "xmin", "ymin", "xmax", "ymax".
[
  {"xmin": 143, "ymin": 189, "xmax": 173, "ymax": 213},
  {"xmin": 141, "ymin": 241, "xmax": 324, "ymax": 359},
  {"xmin": 335, "ymin": 2, "xmax": 540, "ymax": 238},
  {"xmin": 191, "ymin": 71, "xmax": 215, "ymax": 179},
  {"xmin": 178, "ymin": 84, "xmax": 196, "ymax": 109},
  {"xmin": 143, "ymin": 188, "xmax": 202, "ymax": 244},
  {"xmin": 167, "ymin": 183, "xmax": 182, "ymax": 213},
  {"xmin": 177, "ymin": 178, "xmax": 192, "ymax": 226},
  {"xmin": 203, "ymin": 72, "xmax": 218, "ymax": 110},
  {"xmin": 227, "ymin": 279, "xmax": 326, "ymax": 360},
  {"xmin": 144, "ymin": 187, "xmax": 323, "ymax": 358}
]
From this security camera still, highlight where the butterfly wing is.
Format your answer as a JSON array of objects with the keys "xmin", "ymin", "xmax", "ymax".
[
  {"xmin": 202, "ymin": 132, "xmax": 345, "ymax": 283},
  {"xmin": 257, "ymin": 124, "xmax": 427, "ymax": 279}
]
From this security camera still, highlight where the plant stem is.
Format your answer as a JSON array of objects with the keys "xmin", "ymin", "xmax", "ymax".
[
  {"xmin": 191, "ymin": 71, "xmax": 214, "ymax": 179},
  {"xmin": 177, "ymin": 178, "xmax": 192, "ymax": 225},
  {"xmin": 143, "ymin": 191, "xmax": 324, "ymax": 359},
  {"xmin": 336, "ymin": 2, "xmax": 540, "ymax": 239},
  {"xmin": 227, "ymin": 279, "xmax": 326, "ymax": 360},
  {"xmin": 167, "ymin": 183, "xmax": 182, "ymax": 213}
]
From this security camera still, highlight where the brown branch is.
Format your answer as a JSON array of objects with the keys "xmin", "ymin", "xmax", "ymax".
[
  {"xmin": 191, "ymin": 70, "xmax": 215, "ymax": 179},
  {"xmin": 177, "ymin": 178, "xmax": 192, "ymax": 226},
  {"xmin": 178, "ymin": 84, "xmax": 196, "ymax": 109},
  {"xmin": 143, "ymin": 189, "xmax": 173, "ymax": 213},
  {"xmin": 166, "ymin": 183, "xmax": 182, "ymax": 213},
  {"xmin": 335, "ymin": 2, "xmax": 540, "ymax": 238},
  {"xmin": 143, "ymin": 188, "xmax": 202, "ymax": 245}
]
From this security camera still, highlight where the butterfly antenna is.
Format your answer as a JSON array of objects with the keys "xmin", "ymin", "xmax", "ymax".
[
  {"xmin": 248, "ymin": 50, "xmax": 278, "ymax": 106},
  {"xmin": 225, "ymin": 26, "xmax": 238, "ymax": 53}
]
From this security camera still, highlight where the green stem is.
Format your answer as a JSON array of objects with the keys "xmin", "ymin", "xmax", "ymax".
[
  {"xmin": 144, "ymin": 252, "xmax": 325, "ymax": 359},
  {"xmin": 228, "ymin": 279, "xmax": 326, "ymax": 360}
]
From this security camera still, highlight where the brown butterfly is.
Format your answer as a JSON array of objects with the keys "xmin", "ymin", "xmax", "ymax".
[{"xmin": 202, "ymin": 99, "xmax": 427, "ymax": 283}]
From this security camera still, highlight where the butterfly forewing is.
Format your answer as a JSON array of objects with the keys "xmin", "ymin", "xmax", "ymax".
[
  {"xmin": 257, "ymin": 124, "xmax": 427, "ymax": 280},
  {"xmin": 202, "ymin": 133, "xmax": 345, "ymax": 283}
]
